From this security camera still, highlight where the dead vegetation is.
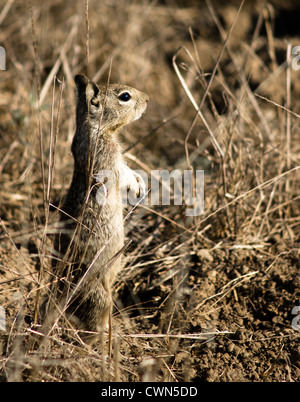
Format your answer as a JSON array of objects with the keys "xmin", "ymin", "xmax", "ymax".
[{"xmin": 0, "ymin": 0, "xmax": 299, "ymax": 382}]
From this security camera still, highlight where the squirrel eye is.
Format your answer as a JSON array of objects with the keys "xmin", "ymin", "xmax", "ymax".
[
  {"xmin": 118, "ymin": 92, "xmax": 131, "ymax": 102},
  {"xmin": 91, "ymin": 98, "xmax": 99, "ymax": 107}
]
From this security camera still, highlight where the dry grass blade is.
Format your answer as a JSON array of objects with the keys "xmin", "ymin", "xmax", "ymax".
[
  {"xmin": 206, "ymin": 0, "xmax": 272, "ymax": 140},
  {"xmin": 173, "ymin": 47, "xmax": 224, "ymax": 160},
  {"xmin": 254, "ymin": 93, "xmax": 300, "ymax": 118},
  {"xmin": 193, "ymin": 165, "xmax": 300, "ymax": 231},
  {"xmin": 0, "ymin": 0, "xmax": 15, "ymax": 26},
  {"xmin": 34, "ymin": 25, "xmax": 77, "ymax": 108},
  {"xmin": 122, "ymin": 331, "xmax": 232, "ymax": 340}
]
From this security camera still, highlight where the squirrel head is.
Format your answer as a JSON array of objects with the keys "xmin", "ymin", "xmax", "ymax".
[
  {"xmin": 72, "ymin": 74, "xmax": 148, "ymax": 172},
  {"xmin": 74, "ymin": 74, "xmax": 148, "ymax": 133}
]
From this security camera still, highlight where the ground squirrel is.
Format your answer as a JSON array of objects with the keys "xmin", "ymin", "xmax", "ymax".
[{"xmin": 43, "ymin": 74, "xmax": 148, "ymax": 343}]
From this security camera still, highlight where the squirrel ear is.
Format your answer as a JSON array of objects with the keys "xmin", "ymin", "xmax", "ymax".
[
  {"xmin": 75, "ymin": 74, "xmax": 99, "ymax": 102},
  {"xmin": 87, "ymin": 81, "xmax": 99, "ymax": 102},
  {"xmin": 75, "ymin": 74, "xmax": 89, "ymax": 91}
]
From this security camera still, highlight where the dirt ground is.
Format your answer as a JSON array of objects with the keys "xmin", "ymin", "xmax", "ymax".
[{"xmin": 0, "ymin": 0, "xmax": 299, "ymax": 382}]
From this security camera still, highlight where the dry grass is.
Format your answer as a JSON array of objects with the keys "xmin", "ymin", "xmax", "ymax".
[{"xmin": 0, "ymin": 0, "xmax": 299, "ymax": 382}]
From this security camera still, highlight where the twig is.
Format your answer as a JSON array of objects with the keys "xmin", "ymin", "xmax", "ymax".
[
  {"xmin": 206, "ymin": 0, "xmax": 272, "ymax": 139},
  {"xmin": 124, "ymin": 114, "xmax": 180, "ymax": 153},
  {"xmin": 195, "ymin": 271, "xmax": 259, "ymax": 311},
  {"xmin": 121, "ymin": 331, "xmax": 232, "ymax": 339},
  {"xmin": 254, "ymin": 93, "xmax": 300, "ymax": 118},
  {"xmin": 28, "ymin": 0, "xmax": 45, "ymax": 212},
  {"xmin": 0, "ymin": 140, "xmax": 18, "ymax": 175},
  {"xmin": 0, "ymin": 0, "xmax": 14, "ymax": 26},
  {"xmin": 85, "ymin": 0, "xmax": 89, "ymax": 76},
  {"xmin": 172, "ymin": 47, "xmax": 224, "ymax": 160},
  {"xmin": 34, "ymin": 23, "xmax": 78, "ymax": 108},
  {"xmin": 285, "ymin": 43, "xmax": 292, "ymax": 196}
]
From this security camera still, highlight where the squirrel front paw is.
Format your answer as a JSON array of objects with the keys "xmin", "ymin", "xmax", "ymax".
[
  {"xmin": 128, "ymin": 170, "xmax": 146, "ymax": 199},
  {"xmin": 120, "ymin": 164, "xmax": 146, "ymax": 205}
]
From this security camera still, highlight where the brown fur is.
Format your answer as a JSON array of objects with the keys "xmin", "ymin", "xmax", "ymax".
[{"xmin": 43, "ymin": 74, "xmax": 148, "ymax": 343}]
